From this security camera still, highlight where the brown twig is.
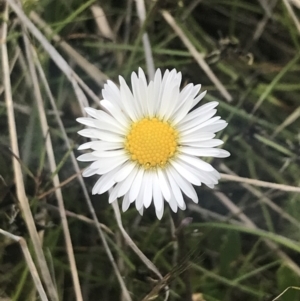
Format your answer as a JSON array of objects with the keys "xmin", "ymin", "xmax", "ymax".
[{"xmin": 37, "ymin": 170, "xmax": 84, "ymax": 199}]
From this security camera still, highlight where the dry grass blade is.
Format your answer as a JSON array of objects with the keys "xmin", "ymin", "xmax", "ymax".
[
  {"xmin": 161, "ymin": 10, "xmax": 232, "ymax": 102},
  {"xmin": 0, "ymin": 229, "xmax": 48, "ymax": 301},
  {"xmin": 112, "ymin": 201, "xmax": 167, "ymax": 300},
  {"xmin": 29, "ymin": 11, "xmax": 109, "ymax": 88},
  {"xmin": 181, "ymin": 0, "xmax": 203, "ymax": 20},
  {"xmin": 221, "ymin": 165, "xmax": 300, "ymax": 228},
  {"xmin": 257, "ymin": 0, "xmax": 273, "ymax": 16},
  {"xmin": 112, "ymin": 201, "xmax": 164, "ymax": 278},
  {"xmin": 22, "ymin": 31, "xmax": 83, "ymax": 300},
  {"xmin": 6, "ymin": 0, "xmax": 94, "ymax": 113},
  {"xmin": 188, "ymin": 203, "xmax": 244, "ymax": 225},
  {"xmin": 289, "ymin": 0, "xmax": 300, "ymax": 8},
  {"xmin": 90, "ymin": 4, "xmax": 115, "ymax": 40},
  {"xmin": 282, "ymin": 0, "xmax": 300, "ymax": 34},
  {"xmin": 44, "ymin": 204, "xmax": 113, "ymax": 235},
  {"xmin": 250, "ymin": 0, "xmax": 278, "ymax": 44},
  {"xmin": 272, "ymin": 106, "xmax": 300, "ymax": 138},
  {"xmin": 37, "ymin": 170, "xmax": 85, "ymax": 200},
  {"xmin": 220, "ymin": 170, "xmax": 300, "ymax": 193},
  {"xmin": 1, "ymin": 3, "xmax": 58, "ymax": 301},
  {"xmin": 135, "ymin": 0, "xmax": 155, "ymax": 79},
  {"xmin": 272, "ymin": 286, "xmax": 300, "ymax": 301}
]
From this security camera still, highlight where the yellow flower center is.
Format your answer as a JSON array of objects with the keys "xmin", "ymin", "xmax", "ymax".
[{"xmin": 125, "ymin": 117, "xmax": 178, "ymax": 169}]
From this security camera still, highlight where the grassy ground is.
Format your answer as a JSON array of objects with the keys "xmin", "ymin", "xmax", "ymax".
[{"xmin": 1, "ymin": 0, "xmax": 300, "ymax": 300}]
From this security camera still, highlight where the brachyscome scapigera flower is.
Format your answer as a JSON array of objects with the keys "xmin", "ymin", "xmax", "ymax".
[{"xmin": 77, "ymin": 68, "xmax": 230, "ymax": 219}]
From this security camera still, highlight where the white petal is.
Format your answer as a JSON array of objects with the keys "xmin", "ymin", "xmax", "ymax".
[
  {"xmin": 78, "ymin": 142, "xmax": 93, "ymax": 150},
  {"xmin": 153, "ymin": 69, "xmax": 163, "ymax": 115},
  {"xmin": 114, "ymin": 161, "xmax": 137, "ymax": 182},
  {"xmin": 102, "ymin": 80, "xmax": 122, "ymax": 108},
  {"xmin": 178, "ymin": 201, "xmax": 186, "ymax": 210},
  {"xmin": 165, "ymin": 168, "xmax": 185, "ymax": 208},
  {"xmin": 108, "ymin": 186, "xmax": 119, "ymax": 203},
  {"xmin": 100, "ymin": 99, "xmax": 129, "ymax": 127},
  {"xmin": 122, "ymin": 193, "xmax": 130, "ymax": 212},
  {"xmin": 90, "ymin": 155, "xmax": 128, "ymax": 174},
  {"xmin": 78, "ymin": 129, "xmax": 99, "ymax": 139},
  {"xmin": 168, "ymin": 166, "xmax": 198, "ymax": 203},
  {"xmin": 172, "ymin": 96, "xmax": 194, "ymax": 125},
  {"xmin": 163, "ymin": 85, "xmax": 180, "ymax": 121},
  {"xmin": 157, "ymin": 69, "xmax": 179, "ymax": 119},
  {"xmin": 168, "ymin": 192, "xmax": 178, "ymax": 213},
  {"xmin": 175, "ymin": 83, "xmax": 199, "ymax": 113},
  {"xmin": 90, "ymin": 141, "xmax": 123, "ymax": 151},
  {"xmin": 170, "ymin": 160, "xmax": 201, "ymax": 186},
  {"xmin": 78, "ymin": 118, "xmax": 125, "ymax": 136},
  {"xmin": 77, "ymin": 153, "xmax": 98, "ymax": 162},
  {"xmin": 131, "ymin": 71, "xmax": 144, "ymax": 116},
  {"xmin": 172, "ymin": 85, "xmax": 201, "ymax": 124},
  {"xmin": 146, "ymin": 81, "xmax": 155, "ymax": 117},
  {"xmin": 82, "ymin": 109, "xmax": 125, "ymax": 132},
  {"xmin": 82, "ymin": 166, "xmax": 98, "ymax": 177},
  {"xmin": 179, "ymin": 132, "xmax": 216, "ymax": 144},
  {"xmin": 135, "ymin": 172, "xmax": 149, "ymax": 210},
  {"xmin": 91, "ymin": 167, "xmax": 119, "ymax": 195},
  {"xmin": 175, "ymin": 83, "xmax": 193, "ymax": 111},
  {"xmin": 156, "ymin": 203, "xmax": 164, "ymax": 220},
  {"xmin": 180, "ymin": 147, "xmax": 230, "ymax": 158},
  {"xmin": 153, "ymin": 173, "xmax": 163, "ymax": 212},
  {"xmin": 179, "ymin": 101, "xmax": 218, "ymax": 125},
  {"xmin": 137, "ymin": 68, "xmax": 149, "ymax": 115},
  {"xmin": 157, "ymin": 169, "xmax": 171, "ymax": 201},
  {"xmin": 186, "ymin": 139, "xmax": 224, "ymax": 148},
  {"xmin": 78, "ymin": 129, "xmax": 123, "ymax": 142},
  {"xmin": 143, "ymin": 171, "xmax": 153, "ymax": 208},
  {"xmin": 197, "ymin": 171, "xmax": 220, "ymax": 187},
  {"xmin": 92, "ymin": 149, "xmax": 126, "ymax": 158},
  {"xmin": 135, "ymin": 184, "xmax": 144, "ymax": 211},
  {"xmin": 94, "ymin": 173, "xmax": 118, "ymax": 194},
  {"xmin": 154, "ymin": 69, "xmax": 170, "ymax": 115},
  {"xmin": 181, "ymin": 116, "xmax": 221, "ymax": 135},
  {"xmin": 114, "ymin": 165, "xmax": 139, "ymax": 198},
  {"xmin": 178, "ymin": 154, "xmax": 214, "ymax": 171},
  {"xmin": 200, "ymin": 120, "xmax": 228, "ymax": 133},
  {"xmin": 138, "ymin": 67, "xmax": 147, "ymax": 85},
  {"xmin": 175, "ymin": 161, "xmax": 219, "ymax": 187},
  {"xmin": 129, "ymin": 168, "xmax": 144, "ymax": 202},
  {"xmin": 175, "ymin": 71, "xmax": 182, "ymax": 86},
  {"xmin": 119, "ymin": 76, "xmax": 138, "ymax": 121},
  {"xmin": 191, "ymin": 90, "xmax": 207, "ymax": 109},
  {"xmin": 138, "ymin": 206, "xmax": 144, "ymax": 216},
  {"xmin": 177, "ymin": 109, "xmax": 217, "ymax": 132}
]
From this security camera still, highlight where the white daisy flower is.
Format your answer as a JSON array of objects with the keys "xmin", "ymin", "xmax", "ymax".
[{"xmin": 77, "ymin": 68, "xmax": 230, "ymax": 219}]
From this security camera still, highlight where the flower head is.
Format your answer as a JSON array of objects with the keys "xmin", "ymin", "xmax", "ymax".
[{"xmin": 77, "ymin": 68, "xmax": 230, "ymax": 219}]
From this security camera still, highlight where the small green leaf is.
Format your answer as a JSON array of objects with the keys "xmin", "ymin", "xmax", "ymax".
[
  {"xmin": 277, "ymin": 265, "xmax": 300, "ymax": 301},
  {"xmin": 220, "ymin": 231, "xmax": 241, "ymax": 278}
]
